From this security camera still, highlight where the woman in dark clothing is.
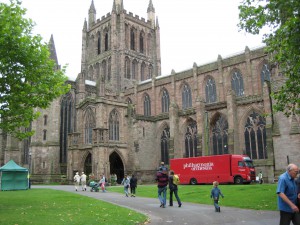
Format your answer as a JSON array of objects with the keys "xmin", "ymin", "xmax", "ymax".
[
  {"xmin": 168, "ymin": 170, "xmax": 182, "ymax": 207},
  {"xmin": 130, "ymin": 174, "xmax": 137, "ymax": 197}
]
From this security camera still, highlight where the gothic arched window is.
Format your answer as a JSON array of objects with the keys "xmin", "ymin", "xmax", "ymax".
[
  {"xmin": 84, "ymin": 108, "xmax": 96, "ymax": 144},
  {"xmin": 125, "ymin": 57, "xmax": 130, "ymax": 79},
  {"xmin": 205, "ymin": 77, "xmax": 217, "ymax": 103},
  {"xmin": 107, "ymin": 57, "xmax": 111, "ymax": 81},
  {"xmin": 182, "ymin": 83, "xmax": 192, "ymax": 109},
  {"xmin": 261, "ymin": 64, "xmax": 271, "ymax": 88},
  {"xmin": 148, "ymin": 65, "xmax": 153, "ymax": 79},
  {"xmin": 185, "ymin": 120, "xmax": 198, "ymax": 157},
  {"xmin": 109, "ymin": 109, "xmax": 119, "ymax": 141},
  {"xmin": 144, "ymin": 93, "xmax": 151, "ymax": 116},
  {"xmin": 140, "ymin": 33, "xmax": 144, "ymax": 53},
  {"xmin": 210, "ymin": 114, "xmax": 228, "ymax": 155},
  {"xmin": 162, "ymin": 89, "xmax": 170, "ymax": 113},
  {"xmin": 161, "ymin": 127, "xmax": 170, "ymax": 164},
  {"xmin": 102, "ymin": 60, "xmax": 107, "ymax": 81},
  {"xmin": 141, "ymin": 62, "xmax": 146, "ymax": 81},
  {"xmin": 43, "ymin": 130, "xmax": 47, "ymax": 141},
  {"xmin": 132, "ymin": 60, "xmax": 137, "ymax": 80},
  {"xmin": 97, "ymin": 32, "xmax": 101, "ymax": 54},
  {"xmin": 231, "ymin": 71, "xmax": 244, "ymax": 96},
  {"xmin": 130, "ymin": 28, "xmax": 135, "ymax": 50},
  {"xmin": 244, "ymin": 111, "xmax": 267, "ymax": 159},
  {"xmin": 105, "ymin": 32, "xmax": 109, "ymax": 51},
  {"xmin": 60, "ymin": 93, "xmax": 74, "ymax": 165}
]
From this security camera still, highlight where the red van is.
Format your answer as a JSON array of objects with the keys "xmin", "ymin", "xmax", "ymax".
[{"xmin": 170, "ymin": 154, "xmax": 256, "ymax": 184}]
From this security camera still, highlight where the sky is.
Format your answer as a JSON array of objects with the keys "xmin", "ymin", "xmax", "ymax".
[{"xmin": 10, "ymin": 0, "xmax": 265, "ymax": 81}]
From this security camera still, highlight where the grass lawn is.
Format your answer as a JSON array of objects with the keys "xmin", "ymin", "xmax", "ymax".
[
  {"xmin": 0, "ymin": 183, "xmax": 277, "ymax": 225},
  {"xmin": 108, "ymin": 183, "xmax": 278, "ymax": 211},
  {"xmin": 0, "ymin": 189, "xmax": 148, "ymax": 225}
]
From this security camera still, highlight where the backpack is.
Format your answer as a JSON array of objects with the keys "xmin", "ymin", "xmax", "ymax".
[{"xmin": 173, "ymin": 174, "xmax": 180, "ymax": 185}]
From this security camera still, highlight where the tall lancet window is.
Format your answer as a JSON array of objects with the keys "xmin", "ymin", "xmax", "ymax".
[
  {"xmin": 109, "ymin": 109, "xmax": 119, "ymax": 141},
  {"xmin": 60, "ymin": 93, "xmax": 74, "ymax": 164},
  {"xmin": 84, "ymin": 108, "xmax": 96, "ymax": 144},
  {"xmin": 130, "ymin": 28, "xmax": 135, "ymax": 50},
  {"xmin": 161, "ymin": 127, "xmax": 170, "ymax": 164}
]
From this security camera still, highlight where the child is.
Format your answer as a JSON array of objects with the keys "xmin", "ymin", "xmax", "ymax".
[{"xmin": 210, "ymin": 181, "xmax": 224, "ymax": 212}]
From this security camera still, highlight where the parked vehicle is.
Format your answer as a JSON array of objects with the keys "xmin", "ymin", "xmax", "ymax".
[{"xmin": 170, "ymin": 154, "xmax": 256, "ymax": 184}]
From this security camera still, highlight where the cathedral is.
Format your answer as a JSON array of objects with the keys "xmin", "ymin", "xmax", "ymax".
[{"xmin": 1, "ymin": 0, "xmax": 300, "ymax": 184}]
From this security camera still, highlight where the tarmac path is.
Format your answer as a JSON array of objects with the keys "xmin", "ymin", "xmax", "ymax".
[{"xmin": 34, "ymin": 185, "xmax": 279, "ymax": 225}]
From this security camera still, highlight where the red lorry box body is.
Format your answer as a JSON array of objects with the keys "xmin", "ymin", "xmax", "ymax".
[{"xmin": 170, "ymin": 154, "xmax": 256, "ymax": 184}]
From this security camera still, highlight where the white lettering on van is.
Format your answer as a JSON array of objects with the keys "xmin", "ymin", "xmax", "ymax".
[{"xmin": 183, "ymin": 162, "xmax": 214, "ymax": 171}]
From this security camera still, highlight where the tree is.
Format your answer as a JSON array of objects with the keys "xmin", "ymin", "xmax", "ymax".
[
  {"xmin": 0, "ymin": 0, "xmax": 70, "ymax": 139},
  {"xmin": 238, "ymin": 0, "xmax": 300, "ymax": 116}
]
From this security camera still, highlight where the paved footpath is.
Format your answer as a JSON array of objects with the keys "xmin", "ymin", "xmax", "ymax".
[{"xmin": 34, "ymin": 185, "xmax": 279, "ymax": 225}]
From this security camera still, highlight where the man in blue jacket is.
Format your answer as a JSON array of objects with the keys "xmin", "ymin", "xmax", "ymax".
[{"xmin": 276, "ymin": 163, "xmax": 300, "ymax": 225}]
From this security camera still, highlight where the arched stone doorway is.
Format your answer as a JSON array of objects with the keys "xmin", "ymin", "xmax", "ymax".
[
  {"xmin": 109, "ymin": 152, "xmax": 124, "ymax": 184},
  {"xmin": 84, "ymin": 153, "xmax": 92, "ymax": 177}
]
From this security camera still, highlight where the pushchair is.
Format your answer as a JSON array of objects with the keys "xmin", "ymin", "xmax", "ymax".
[{"xmin": 89, "ymin": 181, "xmax": 100, "ymax": 192}]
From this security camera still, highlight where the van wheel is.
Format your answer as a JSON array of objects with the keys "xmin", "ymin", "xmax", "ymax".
[
  {"xmin": 190, "ymin": 178, "xmax": 197, "ymax": 185},
  {"xmin": 234, "ymin": 176, "xmax": 243, "ymax": 184}
]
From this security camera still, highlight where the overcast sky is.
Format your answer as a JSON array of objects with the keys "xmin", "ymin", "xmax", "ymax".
[{"xmin": 16, "ymin": 0, "xmax": 265, "ymax": 81}]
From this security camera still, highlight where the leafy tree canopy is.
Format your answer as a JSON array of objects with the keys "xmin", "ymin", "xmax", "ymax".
[
  {"xmin": 238, "ymin": 0, "xmax": 300, "ymax": 116},
  {"xmin": 0, "ymin": 0, "xmax": 70, "ymax": 139}
]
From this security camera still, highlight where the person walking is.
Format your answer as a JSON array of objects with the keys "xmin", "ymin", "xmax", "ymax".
[
  {"xmin": 80, "ymin": 172, "xmax": 87, "ymax": 191},
  {"xmin": 258, "ymin": 171, "xmax": 263, "ymax": 184},
  {"xmin": 121, "ymin": 174, "xmax": 130, "ymax": 197},
  {"xmin": 73, "ymin": 172, "xmax": 80, "ymax": 191},
  {"xmin": 168, "ymin": 170, "xmax": 182, "ymax": 207},
  {"xmin": 277, "ymin": 163, "xmax": 300, "ymax": 225},
  {"xmin": 210, "ymin": 181, "xmax": 224, "ymax": 212},
  {"xmin": 99, "ymin": 174, "xmax": 106, "ymax": 192},
  {"xmin": 156, "ymin": 167, "xmax": 168, "ymax": 208},
  {"xmin": 130, "ymin": 174, "xmax": 137, "ymax": 197}
]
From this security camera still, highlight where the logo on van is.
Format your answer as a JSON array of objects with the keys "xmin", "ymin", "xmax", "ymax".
[{"xmin": 183, "ymin": 162, "xmax": 214, "ymax": 171}]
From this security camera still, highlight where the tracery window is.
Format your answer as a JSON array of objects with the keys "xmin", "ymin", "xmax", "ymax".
[
  {"xmin": 205, "ymin": 77, "xmax": 217, "ymax": 103},
  {"xmin": 185, "ymin": 120, "xmax": 198, "ymax": 157},
  {"xmin": 161, "ymin": 127, "xmax": 170, "ymax": 164},
  {"xmin": 161, "ymin": 89, "xmax": 170, "ymax": 113},
  {"xmin": 109, "ymin": 109, "xmax": 119, "ymax": 141},
  {"xmin": 84, "ymin": 108, "xmax": 96, "ymax": 144},
  {"xmin": 144, "ymin": 93, "xmax": 151, "ymax": 116},
  {"xmin": 231, "ymin": 71, "xmax": 244, "ymax": 96},
  {"xmin": 210, "ymin": 114, "xmax": 228, "ymax": 155},
  {"xmin": 182, "ymin": 83, "xmax": 192, "ymax": 109},
  {"xmin": 244, "ymin": 111, "xmax": 267, "ymax": 159}
]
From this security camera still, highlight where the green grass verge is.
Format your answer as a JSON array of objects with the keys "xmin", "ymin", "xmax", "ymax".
[
  {"xmin": 108, "ymin": 183, "xmax": 277, "ymax": 211},
  {"xmin": 0, "ymin": 189, "xmax": 148, "ymax": 225}
]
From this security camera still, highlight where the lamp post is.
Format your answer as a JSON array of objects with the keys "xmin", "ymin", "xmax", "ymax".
[{"xmin": 28, "ymin": 150, "xmax": 32, "ymax": 189}]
